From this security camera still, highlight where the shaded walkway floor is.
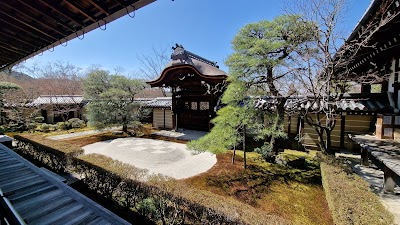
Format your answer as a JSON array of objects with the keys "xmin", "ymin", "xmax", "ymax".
[{"xmin": 337, "ymin": 152, "xmax": 400, "ymax": 224}]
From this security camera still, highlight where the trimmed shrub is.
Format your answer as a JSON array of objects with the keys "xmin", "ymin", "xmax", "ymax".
[
  {"xmin": 49, "ymin": 124, "xmax": 57, "ymax": 131},
  {"xmin": 56, "ymin": 122, "xmax": 70, "ymax": 130},
  {"xmin": 34, "ymin": 116, "xmax": 44, "ymax": 123},
  {"xmin": 71, "ymin": 154, "xmax": 287, "ymax": 225},
  {"xmin": 26, "ymin": 123, "xmax": 37, "ymax": 131},
  {"xmin": 68, "ymin": 118, "xmax": 86, "ymax": 128},
  {"xmin": 320, "ymin": 155, "xmax": 393, "ymax": 225},
  {"xmin": 14, "ymin": 135, "xmax": 287, "ymax": 224},
  {"xmin": 41, "ymin": 123, "xmax": 50, "ymax": 132},
  {"xmin": 14, "ymin": 134, "xmax": 84, "ymax": 172},
  {"xmin": 127, "ymin": 121, "xmax": 145, "ymax": 137}
]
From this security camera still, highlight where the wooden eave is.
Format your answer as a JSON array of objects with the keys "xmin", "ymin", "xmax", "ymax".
[
  {"xmin": 343, "ymin": 0, "xmax": 400, "ymax": 75},
  {"xmin": 147, "ymin": 65, "xmax": 227, "ymax": 87},
  {"xmin": 0, "ymin": 0, "xmax": 156, "ymax": 71}
]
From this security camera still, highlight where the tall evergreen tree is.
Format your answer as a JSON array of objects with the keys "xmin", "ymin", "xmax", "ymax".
[{"xmin": 189, "ymin": 15, "xmax": 316, "ymax": 163}]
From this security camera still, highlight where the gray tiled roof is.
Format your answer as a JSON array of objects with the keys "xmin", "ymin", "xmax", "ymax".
[
  {"xmin": 30, "ymin": 95, "xmax": 84, "ymax": 106},
  {"xmin": 253, "ymin": 93, "xmax": 394, "ymax": 113},
  {"xmin": 145, "ymin": 97, "xmax": 172, "ymax": 109},
  {"xmin": 135, "ymin": 88, "xmax": 167, "ymax": 99}
]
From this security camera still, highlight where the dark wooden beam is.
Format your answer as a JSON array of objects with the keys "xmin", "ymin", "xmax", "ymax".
[
  {"xmin": 62, "ymin": 0, "xmax": 97, "ymax": 22},
  {"xmin": 0, "ymin": 18, "xmax": 53, "ymax": 43},
  {"xmin": 0, "ymin": 47, "xmax": 24, "ymax": 58},
  {"xmin": 36, "ymin": 0, "xmax": 84, "ymax": 28},
  {"xmin": 0, "ymin": 55, "xmax": 13, "ymax": 62},
  {"xmin": 113, "ymin": 0, "xmax": 128, "ymax": 7},
  {"xmin": 86, "ymin": 0, "xmax": 110, "ymax": 16},
  {"xmin": 0, "ymin": 40, "xmax": 31, "ymax": 55},
  {"xmin": 14, "ymin": 0, "xmax": 75, "ymax": 32},
  {"xmin": 0, "ymin": 32, "xmax": 38, "ymax": 49},
  {"xmin": 0, "ymin": 2, "xmax": 66, "ymax": 37},
  {"xmin": 0, "ymin": 11, "xmax": 57, "ymax": 41}
]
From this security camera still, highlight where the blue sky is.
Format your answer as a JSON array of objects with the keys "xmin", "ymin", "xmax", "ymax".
[{"xmin": 23, "ymin": 0, "xmax": 371, "ymax": 75}]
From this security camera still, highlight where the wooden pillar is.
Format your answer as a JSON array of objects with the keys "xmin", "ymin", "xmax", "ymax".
[
  {"xmin": 381, "ymin": 81, "xmax": 389, "ymax": 93},
  {"xmin": 361, "ymin": 148, "xmax": 369, "ymax": 166},
  {"xmin": 340, "ymin": 113, "xmax": 345, "ymax": 149},
  {"xmin": 163, "ymin": 109, "xmax": 166, "ymax": 129},
  {"xmin": 361, "ymin": 84, "xmax": 371, "ymax": 93},
  {"xmin": 383, "ymin": 165, "xmax": 396, "ymax": 192},
  {"xmin": 172, "ymin": 87, "xmax": 177, "ymax": 131},
  {"xmin": 393, "ymin": 58, "xmax": 399, "ymax": 104}
]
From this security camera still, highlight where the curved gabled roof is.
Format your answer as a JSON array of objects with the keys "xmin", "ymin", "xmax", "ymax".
[
  {"xmin": 147, "ymin": 45, "xmax": 227, "ymax": 86},
  {"xmin": 165, "ymin": 57, "xmax": 228, "ymax": 77}
]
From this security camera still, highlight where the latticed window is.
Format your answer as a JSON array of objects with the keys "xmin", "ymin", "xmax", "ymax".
[
  {"xmin": 199, "ymin": 102, "xmax": 209, "ymax": 110},
  {"xmin": 185, "ymin": 101, "xmax": 190, "ymax": 109},
  {"xmin": 191, "ymin": 102, "xmax": 197, "ymax": 110}
]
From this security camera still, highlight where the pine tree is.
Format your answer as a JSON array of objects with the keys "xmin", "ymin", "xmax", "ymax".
[{"xmin": 83, "ymin": 69, "xmax": 147, "ymax": 132}]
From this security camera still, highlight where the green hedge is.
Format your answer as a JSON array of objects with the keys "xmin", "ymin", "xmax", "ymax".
[
  {"xmin": 14, "ymin": 134, "xmax": 83, "ymax": 172},
  {"xmin": 72, "ymin": 154, "xmax": 287, "ymax": 225},
  {"xmin": 320, "ymin": 157, "xmax": 393, "ymax": 225},
  {"xmin": 14, "ymin": 135, "xmax": 287, "ymax": 224}
]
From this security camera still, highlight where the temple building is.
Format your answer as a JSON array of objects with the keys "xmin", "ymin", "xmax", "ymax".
[{"xmin": 147, "ymin": 45, "xmax": 227, "ymax": 131}]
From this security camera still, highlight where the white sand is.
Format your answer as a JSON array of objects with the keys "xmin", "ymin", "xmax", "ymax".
[{"xmin": 83, "ymin": 137, "xmax": 216, "ymax": 179}]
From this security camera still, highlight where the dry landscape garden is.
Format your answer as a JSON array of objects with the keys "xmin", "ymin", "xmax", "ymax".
[{"xmin": 1, "ymin": 0, "xmax": 400, "ymax": 224}]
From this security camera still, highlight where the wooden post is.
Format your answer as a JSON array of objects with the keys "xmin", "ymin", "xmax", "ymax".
[
  {"xmin": 383, "ymin": 165, "xmax": 396, "ymax": 193},
  {"xmin": 340, "ymin": 113, "xmax": 345, "ymax": 149},
  {"xmin": 361, "ymin": 84, "xmax": 371, "ymax": 93},
  {"xmin": 361, "ymin": 148, "xmax": 369, "ymax": 166},
  {"xmin": 163, "ymin": 109, "xmax": 166, "ymax": 129}
]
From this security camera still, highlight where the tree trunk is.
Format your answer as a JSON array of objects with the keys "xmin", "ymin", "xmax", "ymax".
[
  {"xmin": 273, "ymin": 102, "xmax": 286, "ymax": 154},
  {"xmin": 325, "ymin": 129, "xmax": 334, "ymax": 155},
  {"xmin": 122, "ymin": 124, "xmax": 128, "ymax": 132},
  {"xmin": 122, "ymin": 116, "xmax": 128, "ymax": 132},
  {"xmin": 232, "ymin": 146, "xmax": 236, "ymax": 164},
  {"xmin": 316, "ymin": 128, "xmax": 327, "ymax": 153},
  {"xmin": 243, "ymin": 125, "xmax": 247, "ymax": 169}
]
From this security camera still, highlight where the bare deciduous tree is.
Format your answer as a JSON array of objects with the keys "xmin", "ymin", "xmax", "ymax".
[
  {"xmin": 285, "ymin": 0, "xmax": 398, "ymax": 154},
  {"xmin": 22, "ymin": 61, "xmax": 84, "ymax": 122},
  {"xmin": 137, "ymin": 46, "xmax": 170, "ymax": 80}
]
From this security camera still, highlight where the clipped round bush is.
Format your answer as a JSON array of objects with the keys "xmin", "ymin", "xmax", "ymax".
[
  {"xmin": 68, "ymin": 118, "xmax": 86, "ymax": 128},
  {"xmin": 27, "ymin": 123, "xmax": 37, "ymax": 131},
  {"xmin": 49, "ymin": 124, "xmax": 57, "ymax": 131},
  {"xmin": 41, "ymin": 123, "xmax": 50, "ymax": 133},
  {"xmin": 56, "ymin": 122, "xmax": 70, "ymax": 130},
  {"xmin": 34, "ymin": 116, "xmax": 44, "ymax": 123}
]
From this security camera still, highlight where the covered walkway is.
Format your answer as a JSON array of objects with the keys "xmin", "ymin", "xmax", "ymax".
[{"xmin": 0, "ymin": 143, "xmax": 130, "ymax": 225}]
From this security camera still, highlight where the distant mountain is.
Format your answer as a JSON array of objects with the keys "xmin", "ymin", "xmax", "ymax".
[{"xmin": 0, "ymin": 71, "xmax": 34, "ymax": 81}]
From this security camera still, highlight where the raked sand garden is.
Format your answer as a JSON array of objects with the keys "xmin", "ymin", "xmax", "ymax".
[{"xmin": 82, "ymin": 137, "xmax": 217, "ymax": 179}]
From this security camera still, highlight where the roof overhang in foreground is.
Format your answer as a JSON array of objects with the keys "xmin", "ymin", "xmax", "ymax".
[
  {"xmin": 342, "ymin": 0, "xmax": 400, "ymax": 75},
  {"xmin": 0, "ymin": 0, "xmax": 155, "ymax": 71}
]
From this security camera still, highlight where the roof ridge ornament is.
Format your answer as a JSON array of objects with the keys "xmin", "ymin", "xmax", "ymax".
[
  {"xmin": 171, "ymin": 44, "xmax": 187, "ymax": 61},
  {"xmin": 171, "ymin": 44, "xmax": 219, "ymax": 68}
]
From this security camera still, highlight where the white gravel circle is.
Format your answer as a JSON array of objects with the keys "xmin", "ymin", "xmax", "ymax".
[{"xmin": 82, "ymin": 137, "xmax": 216, "ymax": 179}]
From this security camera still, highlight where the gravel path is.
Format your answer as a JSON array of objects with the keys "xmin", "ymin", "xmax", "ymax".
[
  {"xmin": 47, "ymin": 127, "xmax": 120, "ymax": 140},
  {"xmin": 83, "ymin": 137, "xmax": 216, "ymax": 179}
]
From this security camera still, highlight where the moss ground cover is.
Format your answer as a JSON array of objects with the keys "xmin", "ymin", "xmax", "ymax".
[{"xmin": 183, "ymin": 150, "xmax": 334, "ymax": 225}]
